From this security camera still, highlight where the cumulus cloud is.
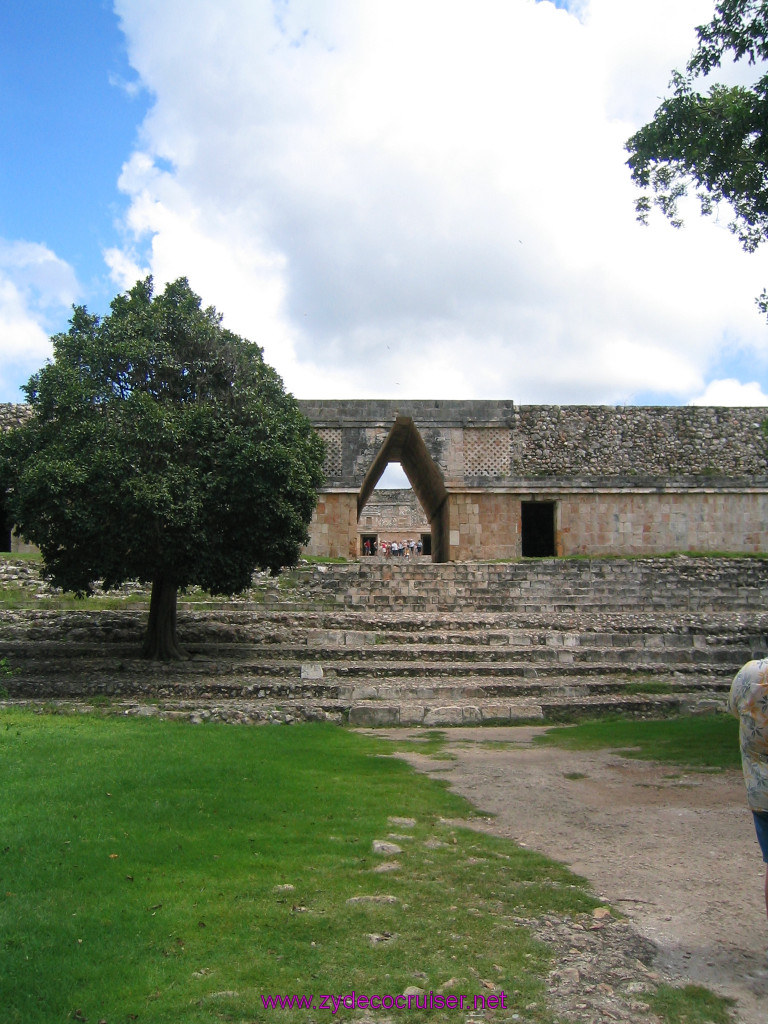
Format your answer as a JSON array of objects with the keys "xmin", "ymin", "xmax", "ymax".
[
  {"xmin": 108, "ymin": 0, "xmax": 768, "ymax": 403},
  {"xmin": 690, "ymin": 379, "xmax": 768, "ymax": 407},
  {"xmin": 0, "ymin": 240, "xmax": 79, "ymax": 399}
]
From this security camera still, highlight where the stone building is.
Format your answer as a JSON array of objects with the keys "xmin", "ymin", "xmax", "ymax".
[
  {"xmin": 299, "ymin": 399, "xmax": 768, "ymax": 561},
  {"xmin": 357, "ymin": 488, "xmax": 431, "ymax": 556},
  {"xmin": 3, "ymin": 399, "xmax": 768, "ymax": 562},
  {"xmin": 0, "ymin": 404, "xmax": 33, "ymax": 553}
]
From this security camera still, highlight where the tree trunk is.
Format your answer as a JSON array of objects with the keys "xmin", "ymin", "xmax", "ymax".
[{"xmin": 143, "ymin": 576, "xmax": 187, "ymax": 660}]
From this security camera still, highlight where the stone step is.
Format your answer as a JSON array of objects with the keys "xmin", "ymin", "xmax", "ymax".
[
  {"xmin": 345, "ymin": 691, "xmax": 725, "ymax": 726},
  {"xmin": 269, "ymin": 559, "xmax": 768, "ymax": 612},
  {"xmin": 338, "ymin": 676, "xmax": 730, "ymax": 701},
  {"xmin": 3, "ymin": 649, "xmax": 739, "ymax": 687},
  {"xmin": 1, "ymin": 634, "xmax": 754, "ymax": 663},
  {"xmin": 4, "ymin": 660, "xmax": 733, "ymax": 701},
  {"xmin": 5, "ymin": 556, "xmax": 768, "ymax": 616},
  {"xmin": 3, "ymin": 604, "xmax": 767, "ymax": 633},
  {"xmin": 1, "ymin": 688, "xmax": 726, "ymax": 727},
  {"xmin": 2, "ymin": 608, "xmax": 763, "ymax": 643}
]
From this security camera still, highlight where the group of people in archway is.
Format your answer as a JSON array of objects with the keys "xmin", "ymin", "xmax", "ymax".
[{"xmin": 362, "ymin": 538, "xmax": 423, "ymax": 558}]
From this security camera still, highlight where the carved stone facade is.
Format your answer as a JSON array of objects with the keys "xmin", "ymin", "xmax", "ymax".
[
  {"xmin": 3, "ymin": 400, "xmax": 768, "ymax": 562},
  {"xmin": 357, "ymin": 489, "xmax": 430, "ymax": 555},
  {"xmin": 298, "ymin": 400, "xmax": 768, "ymax": 561}
]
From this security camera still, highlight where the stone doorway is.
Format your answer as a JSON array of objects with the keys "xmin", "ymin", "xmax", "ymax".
[
  {"xmin": 521, "ymin": 501, "xmax": 556, "ymax": 557},
  {"xmin": 360, "ymin": 534, "xmax": 378, "ymax": 556}
]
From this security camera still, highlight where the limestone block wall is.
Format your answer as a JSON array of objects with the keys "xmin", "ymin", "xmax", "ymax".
[
  {"xmin": 357, "ymin": 490, "xmax": 429, "ymax": 553},
  {"xmin": 301, "ymin": 400, "xmax": 514, "ymax": 488},
  {"xmin": 558, "ymin": 490, "xmax": 768, "ymax": 556},
  {"xmin": 443, "ymin": 489, "xmax": 768, "ymax": 559},
  {"xmin": 447, "ymin": 492, "xmax": 520, "ymax": 560},
  {"xmin": 305, "ymin": 493, "xmax": 358, "ymax": 559}
]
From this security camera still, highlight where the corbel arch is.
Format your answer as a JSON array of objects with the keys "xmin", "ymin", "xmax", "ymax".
[{"xmin": 357, "ymin": 416, "xmax": 449, "ymax": 562}]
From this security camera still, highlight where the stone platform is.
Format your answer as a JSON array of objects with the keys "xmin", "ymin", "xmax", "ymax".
[{"xmin": 1, "ymin": 556, "xmax": 765, "ymax": 724}]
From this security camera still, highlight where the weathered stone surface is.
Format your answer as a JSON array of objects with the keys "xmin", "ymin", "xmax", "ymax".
[
  {"xmin": 348, "ymin": 706, "xmax": 400, "ymax": 727},
  {"xmin": 346, "ymin": 895, "xmax": 399, "ymax": 905},
  {"xmin": 0, "ymin": 556, "xmax": 761, "ymax": 725},
  {"xmin": 300, "ymin": 400, "xmax": 768, "ymax": 560},
  {"xmin": 301, "ymin": 400, "xmax": 768, "ymax": 483},
  {"xmin": 300, "ymin": 663, "xmax": 324, "ymax": 679},
  {"xmin": 423, "ymin": 705, "xmax": 465, "ymax": 726},
  {"xmin": 372, "ymin": 840, "xmax": 402, "ymax": 856}
]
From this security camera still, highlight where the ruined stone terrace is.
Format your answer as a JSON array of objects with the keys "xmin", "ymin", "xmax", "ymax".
[{"xmin": 1, "ymin": 555, "xmax": 763, "ymax": 726}]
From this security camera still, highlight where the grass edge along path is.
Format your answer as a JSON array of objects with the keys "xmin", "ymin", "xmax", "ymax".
[
  {"xmin": 534, "ymin": 713, "xmax": 741, "ymax": 772},
  {"xmin": 0, "ymin": 713, "xmax": 731, "ymax": 1024}
]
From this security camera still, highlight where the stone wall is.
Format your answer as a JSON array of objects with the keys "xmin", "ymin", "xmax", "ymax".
[
  {"xmin": 358, "ymin": 489, "xmax": 429, "ymax": 546},
  {"xmin": 0, "ymin": 405, "xmax": 32, "ymax": 431},
  {"xmin": 512, "ymin": 405, "xmax": 768, "ymax": 482},
  {"xmin": 558, "ymin": 490, "xmax": 768, "ymax": 556},
  {"xmin": 299, "ymin": 401, "xmax": 768, "ymax": 559},
  {"xmin": 299, "ymin": 401, "xmax": 768, "ymax": 487},
  {"xmin": 5, "ymin": 400, "xmax": 768, "ymax": 561},
  {"xmin": 0, "ymin": 405, "xmax": 34, "ymax": 553}
]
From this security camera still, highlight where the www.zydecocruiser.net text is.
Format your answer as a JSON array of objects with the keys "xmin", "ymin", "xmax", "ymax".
[{"xmin": 261, "ymin": 991, "xmax": 508, "ymax": 1013}]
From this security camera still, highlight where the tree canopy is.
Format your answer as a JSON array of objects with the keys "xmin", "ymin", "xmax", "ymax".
[
  {"xmin": 626, "ymin": 0, "xmax": 768, "ymax": 311},
  {"xmin": 0, "ymin": 277, "xmax": 325, "ymax": 659}
]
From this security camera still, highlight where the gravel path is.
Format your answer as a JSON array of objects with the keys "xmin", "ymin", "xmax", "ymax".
[{"xmin": 366, "ymin": 726, "xmax": 768, "ymax": 1024}]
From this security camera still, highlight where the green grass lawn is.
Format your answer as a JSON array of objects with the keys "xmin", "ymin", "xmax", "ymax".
[
  {"xmin": 0, "ymin": 713, "xmax": 733, "ymax": 1024},
  {"xmin": 535, "ymin": 713, "xmax": 741, "ymax": 771},
  {"xmin": 0, "ymin": 714, "xmax": 595, "ymax": 1024}
]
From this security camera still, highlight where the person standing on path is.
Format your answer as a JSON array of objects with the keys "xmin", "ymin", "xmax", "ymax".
[{"xmin": 728, "ymin": 658, "xmax": 768, "ymax": 939}]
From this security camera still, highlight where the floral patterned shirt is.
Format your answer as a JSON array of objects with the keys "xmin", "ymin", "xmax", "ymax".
[{"xmin": 728, "ymin": 659, "xmax": 768, "ymax": 814}]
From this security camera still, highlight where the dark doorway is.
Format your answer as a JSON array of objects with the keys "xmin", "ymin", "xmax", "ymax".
[
  {"xmin": 521, "ymin": 502, "xmax": 556, "ymax": 557},
  {"xmin": 361, "ymin": 534, "xmax": 378, "ymax": 556},
  {"xmin": 420, "ymin": 533, "xmax": 431, "ymax": 556}
]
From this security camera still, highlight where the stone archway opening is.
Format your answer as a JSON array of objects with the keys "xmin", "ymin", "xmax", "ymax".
[{"xmin": 357, "ymin": 416, "xmax": 449, "ymax": 562}]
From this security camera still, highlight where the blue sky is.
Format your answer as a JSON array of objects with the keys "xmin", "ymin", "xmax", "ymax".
[
  {"xmin": 0, "ymin": 1, "xmax": 145, "ymax": 305},
  {"xmin": 2, "ymin": 0, "xmax": 768, "ymax": 410}
]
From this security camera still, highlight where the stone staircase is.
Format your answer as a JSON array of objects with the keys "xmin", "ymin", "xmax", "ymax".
[{"xmin": 1, "ymin": 557, "xmax": 767, "ymax": 725}]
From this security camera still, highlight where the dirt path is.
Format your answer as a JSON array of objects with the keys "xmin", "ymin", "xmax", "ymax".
[{"xmin": 366, "ymin": 726, "xmax": 768, "ymax": 1024}]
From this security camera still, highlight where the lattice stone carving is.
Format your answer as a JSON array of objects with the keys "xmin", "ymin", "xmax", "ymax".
[
  {"xmin": 464, "ymin": 428, "xmax": 512, "ymax": 477},
  {"xmin": 317, "ymin": 428, "xmax": 343, "ymax": 477}
]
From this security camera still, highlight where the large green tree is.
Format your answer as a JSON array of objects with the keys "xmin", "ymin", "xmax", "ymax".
[
  {"xmin": 0, "ymin": 277, "xmax": 325, "ymax": 660},
  {"xmin": 626, "ymin": 0, "xmax": 768, "ymax": 312}
]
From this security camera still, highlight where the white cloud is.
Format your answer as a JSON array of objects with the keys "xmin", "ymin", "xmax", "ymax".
[
  {"xmin": 0, "ymin": 240, "xmax": 79, "ymax": 398},
  {"xmin": 690, "ymin": 379, "xmax": 768, "ymax": 407},
  {"xmin": 108, "ymin": 0, "xmax": 768, "ymax": 404}
]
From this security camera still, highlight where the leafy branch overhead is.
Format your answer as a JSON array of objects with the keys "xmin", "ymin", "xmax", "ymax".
[
  {"xmin": 626, "ymin": 0, "xmax": 768, "ymax": 313},
  {"xmin": 0, "ymin": 277, "xmax": 326, "ymax": 660}
]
